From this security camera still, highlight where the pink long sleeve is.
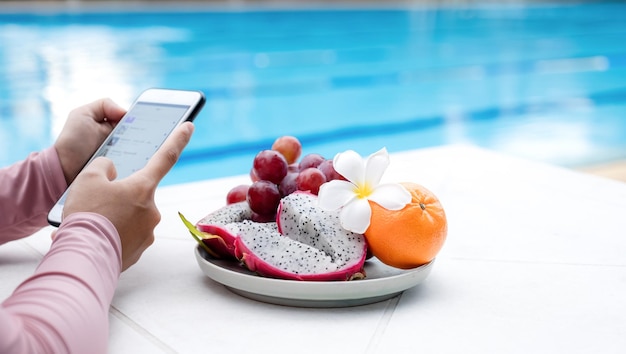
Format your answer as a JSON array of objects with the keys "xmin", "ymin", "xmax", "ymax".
[
  {"xmin": 1, "ymin": 149, "xmax": 123, "ymax": 353},
  {"xmin": 0, "ymin": 213, "xmax": 122, "ymax": 354},
  {"xmin": 0, "ymin": 147, "xmax": 67, "ymax": 243}
]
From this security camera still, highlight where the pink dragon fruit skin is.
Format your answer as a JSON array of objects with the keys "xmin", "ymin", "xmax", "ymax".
[
  {"xmin": 235, "ymin": 238, "xmax": 365, "ymax": 281},
  {"xmin": 195, "ymin": 224, "xmax": 237, "ymax": 259}
]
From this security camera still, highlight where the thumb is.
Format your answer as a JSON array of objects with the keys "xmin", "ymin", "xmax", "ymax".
[{"xmin": 136, "ymin": 122, "xmax": 194, "ymax": 185}]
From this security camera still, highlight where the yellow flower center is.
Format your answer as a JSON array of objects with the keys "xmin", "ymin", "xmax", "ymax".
[{"xmin": 354, "ymin": 183, "xmax": 374, "ymax": 199}]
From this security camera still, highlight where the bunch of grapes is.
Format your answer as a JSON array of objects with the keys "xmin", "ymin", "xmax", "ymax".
[{"xmin": 226, "ymin": 136, "xmax": 346, "ymax": 221}]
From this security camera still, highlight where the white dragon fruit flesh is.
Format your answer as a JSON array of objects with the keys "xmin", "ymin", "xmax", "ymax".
[
  {"xmin": 188, "ymin": 192, "xmax": 367, "ymax": 281},
  {"xmin": 277, "ymin": 192, "xmax": 368, "ymax": 274}
]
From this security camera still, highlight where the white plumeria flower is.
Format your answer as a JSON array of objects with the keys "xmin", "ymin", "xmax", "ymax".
[{"xmin": 318, "ymin": 147, "xmax": 411, "ymax": 234}]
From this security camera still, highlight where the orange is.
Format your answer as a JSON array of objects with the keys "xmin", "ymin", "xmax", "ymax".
[{"xmin": 365, "ymin": 182, "xmax": 447, "ymax": 269}]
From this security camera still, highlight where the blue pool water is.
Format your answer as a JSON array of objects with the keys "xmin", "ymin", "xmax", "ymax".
[{"xmin": 1, "ymin": 2, "xmax": 625, "ymax": 185}]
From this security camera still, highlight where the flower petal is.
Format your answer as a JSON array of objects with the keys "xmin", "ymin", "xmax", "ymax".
[
  {"xmin": 318, "ymin": 180, "xmax": 357, "ymax": 210},
  {"xmin": 364, "ymin": 147, "xmax": 390, "ymax": 186},
  {"xmin": 333, "ymin": 150, "xmax": 365, "ymax": 185},
  {"xmin": 368, "ymin": 183, "xmax": 412, "ymax": 210},
  {"xmin": 339, "ymin": 198, "xmax": 372, "ymax": 234}
]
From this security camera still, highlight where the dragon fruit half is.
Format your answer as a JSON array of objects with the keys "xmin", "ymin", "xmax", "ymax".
[
  {"xmin": 195, "ymin": 201, "xmax": 252, "ymax": 259},
  {"xmin": 185, "ymin": 192, "xmax": 368, "ymax": 281}
]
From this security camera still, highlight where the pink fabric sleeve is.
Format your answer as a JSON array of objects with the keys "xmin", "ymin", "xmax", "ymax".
[
  {"xmin": 0, "ymin": 147, "xmax": 67, "ymax": 244},
  {"xmin": 0, "ymin": 213, "xmax": 122, "ymax": 354}
]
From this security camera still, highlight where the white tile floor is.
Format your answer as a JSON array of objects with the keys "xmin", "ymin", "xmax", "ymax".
[{"xmin": 3, "ymin": 144, "xmax": 626, "ymax": 353}]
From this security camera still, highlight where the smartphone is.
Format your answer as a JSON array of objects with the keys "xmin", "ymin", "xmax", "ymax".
[{"xmin": 47, "ymin": 88, "xmax": 205, "ymax": 227}]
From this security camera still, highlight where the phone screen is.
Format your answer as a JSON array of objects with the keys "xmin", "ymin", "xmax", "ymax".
[
  {"xmin": 48, "ymin": 89, "xmax": 205, "ymax": 227},
  {"xmin": 98, "ymin": 102, "xmax": 190, "ymax": 179}
]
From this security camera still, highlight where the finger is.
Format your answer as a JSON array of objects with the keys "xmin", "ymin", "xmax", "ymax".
[
  {"xmin": 136, "ymin": 122, "xmax": 194, "ymax": 185},
  {"xmin": 99, "ymin": 98, "xmax": 126, "ymax": 124},
  {"xmin": 83, "ymin": 156, "xmax": 118, "ymax": 181},
  {"xmin": 80, "ymin": 98, "xmax": 126, "ymax": 124}
]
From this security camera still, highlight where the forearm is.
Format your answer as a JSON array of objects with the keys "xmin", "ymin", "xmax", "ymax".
[
  {"xmin": 0, "ymin": 213, "xmax": 121, "ymax": 354},
  {"xmin": 0, "ymin": 147, "xmax": 67, "ymax": 243}
]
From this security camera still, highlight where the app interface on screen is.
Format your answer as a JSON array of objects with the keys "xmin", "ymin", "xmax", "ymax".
[{"xmin": 97, "ymin": 102, "xmax": 190, "ymax": 179}]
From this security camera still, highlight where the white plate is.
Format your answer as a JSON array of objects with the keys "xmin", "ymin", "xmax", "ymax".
[{"xmin": 194, "ymin": 245, "xmax": 434, "ymax": 307}]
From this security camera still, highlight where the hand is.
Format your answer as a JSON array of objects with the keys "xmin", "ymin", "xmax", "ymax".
[
  {"xmin": 62, "ymin": 122, "xmax": 195, "ymax": 271},
  {"xmin": 54, "ymin": 98, "xmax": 126, "ymax": 185}
]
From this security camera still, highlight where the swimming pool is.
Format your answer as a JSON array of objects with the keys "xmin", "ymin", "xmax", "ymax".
[{"xmin": 1, "ymin": 2, "xmax": 625, "ymax": 185}]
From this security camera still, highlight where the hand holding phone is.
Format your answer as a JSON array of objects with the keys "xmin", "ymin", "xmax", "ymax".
[
  {"xmin": 54, "ymin": 98, "xmax": 127, "ymax": 185},
  {"xmin": 59, "ymin": 121, "xmax": 195, "ymax": 271},
  {"xmin": 48, "ymin": 88, "xmax": 205, "ymax": 227}
]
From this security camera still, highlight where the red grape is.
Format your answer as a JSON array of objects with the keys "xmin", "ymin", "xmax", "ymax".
[
  {"xmin": 318, "ymin": 159, "xmax": 346, "ymax": 181},
  {"xmin": 253, "ymin": 150, "xmax": 288, "ymax": 184},
  {"xmin": 299, "ymin": 153, "xmax": 325, "ymax": 171},
  {"xmin": 247, "ymin": 180, "xmax": 281, "ymax": 217},
  {"xmin": 296, "ymin": 168, "xmax": 327, "ymax": 195},
  {"xmin": 279, "ymin": 172, "xmax": 298, "ymax": 197},
  {"xmin": 251, "ymin": 212, "xmax": 276, "ymax": 223},
  {"xmin": 287, "ymin": 163, "xmax": 299, "ymax": 173},
  {"xmin": 271, "ymin": 136, "xmax": 302, "ymax": 165},
  {"xmin": 226, "ymin": 184, "xmax": 249, "ymax": 204}
]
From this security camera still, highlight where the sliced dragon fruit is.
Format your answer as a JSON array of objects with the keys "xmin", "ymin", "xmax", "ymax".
[
  {"xmin": 192, "ymin": 201, "xmax": 253, "ymax": 259},
  {"xmin": 231, "ymin": 219, "xmax": 365, "ymax": 281},
  {"xmin": 186, "ymin": 193, "xmax": 367, "ymax": 281},
  {"xmin": 277, "ymin": 192, "xmax": 367, "ymax": 268},
  {"xmin": 234, "ymin": 192, "xmax": 367, "ymax": 281}
]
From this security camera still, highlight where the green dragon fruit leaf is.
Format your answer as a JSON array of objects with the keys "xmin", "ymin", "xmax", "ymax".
[{"xmin": 178, "ymin": 211, "xmax": 222, "ymax": 258}]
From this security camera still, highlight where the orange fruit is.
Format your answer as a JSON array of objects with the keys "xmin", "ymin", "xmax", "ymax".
[{"xmin": 365, "ymin": 182, "xmax": 447, "ymax": 269}]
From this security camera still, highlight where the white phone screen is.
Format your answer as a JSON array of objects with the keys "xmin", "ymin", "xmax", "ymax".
[{"xmin": 98, "ymin": 102, "xmax": 190, "ymax": 179}]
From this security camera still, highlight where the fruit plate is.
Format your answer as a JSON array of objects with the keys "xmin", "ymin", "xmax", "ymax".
[{"xmin": 194, "ymin": 245, "xmax": 434, "ymax": 308}]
